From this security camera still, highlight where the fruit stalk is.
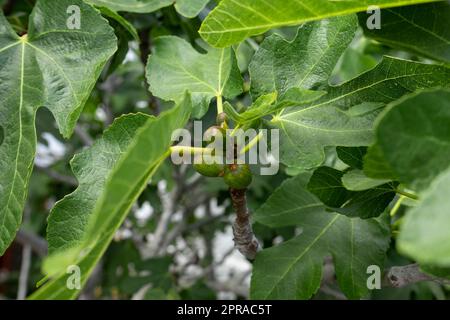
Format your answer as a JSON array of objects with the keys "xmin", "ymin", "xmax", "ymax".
[{"xmin": 229, "ymin": 188, "xmax": 260, "ymax": 260}]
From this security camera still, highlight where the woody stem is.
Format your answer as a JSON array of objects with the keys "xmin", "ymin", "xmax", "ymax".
[{"xmin": 229, "ymin": 188, "xmax": 260, "ymax": 260}]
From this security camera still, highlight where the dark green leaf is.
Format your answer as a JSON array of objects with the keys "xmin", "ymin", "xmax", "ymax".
[
  {"xmin": 307, "ymin": 167, "xmax": 396, "ymax": 218},
  {"xmin": 359, "ymin": 2, "xmax": 450, "ymax": 62},
  {"xmin": 336, "ymin": 146, "xmax": 368, "ymax": 170},
  {"xmin": 252, "ymin": 175, "xmax": 390, "ymax": 299}
]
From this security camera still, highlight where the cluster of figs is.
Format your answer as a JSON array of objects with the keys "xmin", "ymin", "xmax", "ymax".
[{"xmin": 193, "ymin": 116, "xmax": 252, "ymax": 190}]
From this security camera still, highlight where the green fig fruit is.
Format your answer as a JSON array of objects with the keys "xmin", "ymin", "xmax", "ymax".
[
  {"xmin": 223, "ymin": 164, "xmax": 252, "ymax": 189},
  {"xmin": 193, "ymin": 155, "xmax": 225, "ymax": 177}
]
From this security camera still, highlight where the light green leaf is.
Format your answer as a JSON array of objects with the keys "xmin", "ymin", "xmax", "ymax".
[
  {"xmin": 146, "ymin": 36, "xmax": 243, "ymax": 118},
  {"xmin": 249, "ymin": 15, "xmax": 358, "ymax": 99},
  {"xmin": 86, "ymin": 0, "xmax": 172, "ymax": 12},
  {"xmin": 29, "ymin": 97, "xmax": 191, "ymax": 299},
  {"xmin": 224, "ymin": 89, "xmax": 326, "ymax": 125},
  {"xmin": 86, "ymin": 0, "xmax": 210, "ymax": 18},
  {"xmin": 342, "ymin": 169, "xmax": 391, "ymax": 191},
  {"xmin": 252, "ymin": 175, "xmax": 390, "ymax": 299},
  {"xmin": 398, "ymin": 167, "xmax": 450, "ymax": 266},
  {"xmin": 0, "ymin": 0, "xmax": 117, "ymax": 256},
  {"xmin": 270, "ymin": 57, "xmax": 450, "ymax": 169},
  {"xmin": 359, "ymin": 2, "xmax": 450, "ymax": 63},
  {"xmin": 374, "ymin": 89, "xmax": 450, "ymax": 192},
  {"xmin": 199, "ymin": 0, "xmax": 440, "ymax": 48},
  {"xmin": 174, "ymin": 0, "xmax": 210, "ymax": 18}
]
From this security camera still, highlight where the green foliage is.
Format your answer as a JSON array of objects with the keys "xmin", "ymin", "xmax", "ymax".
[
  {"xmin": 199, "ymin": 0, "xmax": 440, "ymax": 47},
  {"xmin": 0, "ymin": 0, "xmax": 449, "ymax": 301},
  {"xmin": 270, "ymin": 57, "xmax": 449, "ymax": 168},
  {"xmin": 398, "ymin": 168, "xmax": 450, "ymax": 266},
  {"xmin": 359, "ymin": 2, "xmax": 450, "ymax": 62},
  {"xmin": 252, "ymin": 175, "xmax": 390, "ymax": 299},
  {"xmin": 86, "ymin": 0, "xmax": 210, "ymax": 17},
  {"xmin": 30, "ymin": 97, "xmax": 191, "ymax": 299},
  {"xmin": 370, "ymin": 89, "xmax": 450, "ymax": 192},
  {"xmin": 146, "ymin": 36, "xmax": 242, "ymax": 118},
  {"xmin": 0, "ymin": 0, "xmax": 117, "ymax": 256},
  {"xmin": 307, "ymin": 166, "xmax": 396, "ymax": 219},
  {"xmin": 249, "ymin": 15, "xmax": 358, "ymax": 99}
]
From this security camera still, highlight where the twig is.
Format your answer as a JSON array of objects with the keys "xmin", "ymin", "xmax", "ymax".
[
  {"xmin": 150, "ymin": 167, "xmax": 186, "ymax": 256},
  {"xmin": 321, "ymin": 259, "xmax": 450, "ymax": 295},
  {"xmin": 384, "ymin": 264, "xmax": 450, "ymax": 288},
  {"xmin": 181, "ymin": 213, "xmax": 224, "ymax": 235},
  {"xmin": 203, "ymin": 246, "xmax": 235, "ymax": 276},
  {"xmin": 229, "ymin": 188, "xmax": 260, "ymax": 260},
  {"xmin": 15, "ymin": 229, "xmax": 48, "ymax": 257},
  {"xmin": 17, "ymin": 245, "xmax": 32, "ymax": 300},
  {"xmin": 36, "ymin": 166, "xmax": 78, "ymax": 187},
  {"xmin": 74, "ymin": 124, "xmax": 93, "ymax": 146},
  {"xmin": 320, "ymin": 284, "xmax": 347, "ymax": 300},
  {"xmin": 157, "ymin": 197, "xmax": 213, "ymax": 253},
  {"xmin": 17, "ymin": 209, "xmax": 32, "ymax": 300}
]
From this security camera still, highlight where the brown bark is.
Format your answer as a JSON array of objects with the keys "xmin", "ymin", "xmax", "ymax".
[{"xmin": 230, "ymin": 188, "xmax": 260, "ymax": 260}]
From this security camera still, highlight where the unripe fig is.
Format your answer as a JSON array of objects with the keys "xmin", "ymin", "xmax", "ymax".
[
  {"xmin": 223, "ymin": 164, "xmax": 252, "ymax": 189},
  {"xmin": 193, "ymin": 155, "xmax": 225, "ymax": 177}
]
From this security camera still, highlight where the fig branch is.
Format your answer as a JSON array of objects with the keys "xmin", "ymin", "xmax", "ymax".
[
  {"xmin": 230, "ymin": 188, "xmax": 260, "ymax": 260},
  {"xmin": 185, "ymin": 105, "xmax": 261, "ymax": 259}
]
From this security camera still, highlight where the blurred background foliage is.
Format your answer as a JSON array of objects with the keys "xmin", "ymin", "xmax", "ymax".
[{"xmin": 0, "ymin": 0, "xmax": 448, "ymax": 300}]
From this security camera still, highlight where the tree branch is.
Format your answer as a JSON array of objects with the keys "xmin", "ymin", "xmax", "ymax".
[
  {"xmin": 74, "ymin": 124, "xmax": 94, "ymax": 146},
  {"xmin": 229, "ymin": 188, "xmax": 260, "ymax": 260},
  {"xmin": 35, "ymin": 165, "xmax": 78, "ymax": 187},
  {"xmin": 384, "ymin": 264, "xmax": 450, "ymax": 288},
  {"xmin": 17, "ymin": 245, "xmax": 32, "ymax": 300},
  {"xmin": 15, "ymin": 229, "xmax": 48, "ymax": 257}
]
